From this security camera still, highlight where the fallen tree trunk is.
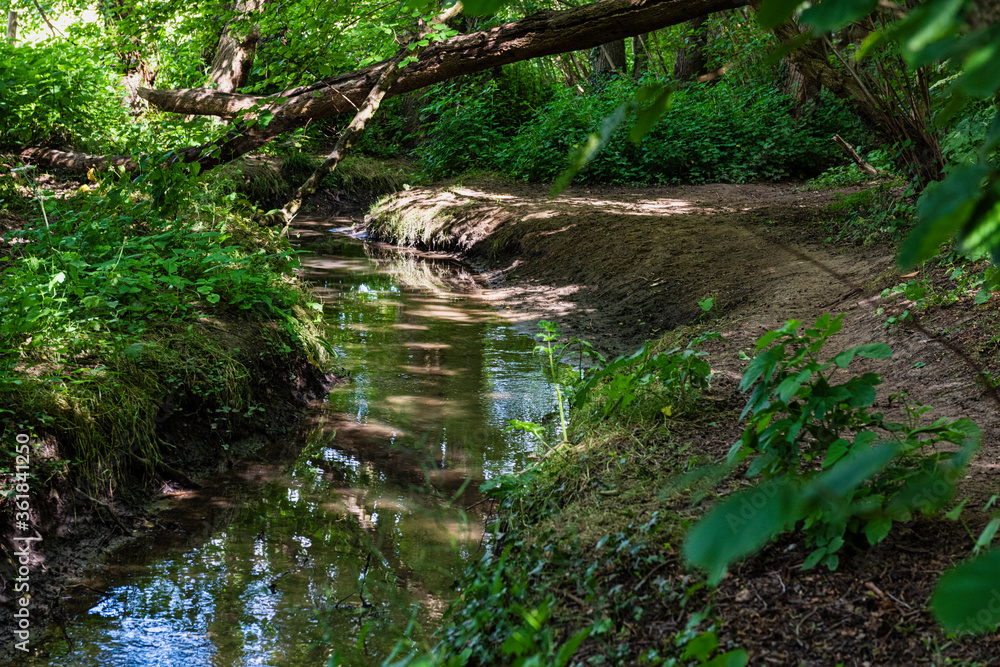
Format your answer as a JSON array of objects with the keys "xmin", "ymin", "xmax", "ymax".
[
  {"xmin": 832, "ymin": 134, "xmax": 878, "ymax": 176},
  {"xmin": 22, "ymin": 0, "xmax": 746, "ymax": 174},
  {"xmin": 273, "ymin": 2, "xmax": 466, "ymax": 228}
]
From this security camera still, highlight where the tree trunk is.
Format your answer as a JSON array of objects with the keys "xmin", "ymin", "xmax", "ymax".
[
  {"xmin": 23, "ymin": 0, "xmax": 750, "ymax": 174},
  {"xmin": 781, "ymin": 60, "xmax": 819, "ymax": 117},
  {"xmin": 756, "ymin": 0, "xmax": 943, "ymax": 185},
  {"xmin": 591, "ymin": 39, "xmax": 627, "ymax": 82},
  {"xmin": 673, "ymin": 15, "xmax": 710, "ymax": 82},
  {"xmin": 632, "ymin": 33, "xmax": 650, "ymax": 80},
  {"xmin": 99, "ymin": 0, "xmax": 158, "ymax": 112},
  {"xmin": 273, "ymin": 2, "xmax": 465, "ymax": 228},
  {"xmin": 209, "ymin": 0, "xmax": 264, "ymax": 93},
  {"xmin": 6, "ymin": 11, "xmax": 15, "ymax": 43}
]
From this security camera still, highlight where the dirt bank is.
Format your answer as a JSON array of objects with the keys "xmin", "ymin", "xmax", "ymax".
[{"xmin": 359, "ymin": 178, "xmax": 1000, "ymax": 664}]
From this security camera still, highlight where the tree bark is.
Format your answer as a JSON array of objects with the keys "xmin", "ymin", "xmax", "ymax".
[
  {"xmin": 24, "ymin": 0, "xmax": 749, "ymax": 174},
  {"xmin": 6, "ymin": 11, "xmax": 15, "ymax": 43},
  {"xmin": 99, "ymin": 0, "xmax": 158, "ymax": 112},
  {"xmin": 209, "ymin": 0, "xmax": 264, "ymax": 93},
  {"xmin": 591, "ymin": 39, "xmax": 627, "ymax": 81},
  {"xmin": 674, "ymin": 15, "xmax": 710, "ymax": 82},
  {"xmin": 273, "ymin": 2, "xmax": 466, "ymax": 228},
  {"xmin": 832, "ymin": 134, "xmax": 878, "ymax": 176},
  {"xmin": 632, "ymin": 33, "xmax": 650, "ymax": 80},
  {"xmin": 754, "ymin": 0, "xmax": 943, "ymax": 185}
]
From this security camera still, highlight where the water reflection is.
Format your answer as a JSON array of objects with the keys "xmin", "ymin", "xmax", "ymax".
[{"xmin": 16, "ymin": 232, "xmax": 555, "ymax": 666}]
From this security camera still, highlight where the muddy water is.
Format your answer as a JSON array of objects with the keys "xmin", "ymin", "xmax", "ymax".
[{"xmin": 19, "ymin": 233, "xmax": 556, "ymax": 666}]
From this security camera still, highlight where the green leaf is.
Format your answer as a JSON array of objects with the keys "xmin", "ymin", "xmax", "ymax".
[
  {"xmin": 702, "ymin": 650, "xmax": 749, "ymax": 667},
  {"xmin": 864, "ymin": 516, "xmax": 893, "ymax": 545},
  {"xmin": 554, "ymin": 627, "xmax": 590, "ymax": 667},
  {"xmin": 822, "ymin": 439, "xmax": 851, "ymax": 469},
  {"xmin": 756, "ymin": 0, "xmax": 804, "ymax": 29},
  {"xmin": 683, "ymin": 480, "xmax": 804, "ymax": 584},
  {"xmin": 461, "ymin": 0, "xmax": 506, "ymax": 16},
  {"xmin": 812, "ymin": 442, "xmax": 899, "ymax": 498},
  {"xmin": 629, "ymin": 85, "xmax": 672, "ymax": 143},
  {"xmin": 802, "ymin": 546, "xmax": 826, "ymax": 570},
  {"xmin": 932, "ymin": 550, "xmax": 1000, "ymax": 633},
  {"xmin": 900, "ymin": 163, "xmax": 990, "ymax": 267},
  {"xmin": 740, "ymin": 348, "xmax": 780, "ymax": 392},
  {"xmin": 123, "ymin": 342, "xmax": 145, "ymax": 359},
  {"xmin": 682, "ymin": 631, "xmax": 718, "ymax": 661},
  {"xmin": 974, "ymin": 517, "xmax": 1000, "ymax": 553},
  {"xmin": 800, "ymin": 0, "xmax": 877, "ymax": 33},
  {"xmin": 959, "ymin": 38, "xmax": 1000, "ymax": 98}
]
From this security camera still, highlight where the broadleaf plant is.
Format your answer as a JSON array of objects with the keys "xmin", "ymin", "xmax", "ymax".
[{"xmin": 686, "ymin": 314, "xmax": 980, "ymax": 579}]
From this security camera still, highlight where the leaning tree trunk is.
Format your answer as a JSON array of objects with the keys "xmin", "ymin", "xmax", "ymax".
[
  {"xmin": 273, "ymin": 2, "xmax": 466, "ymax": 229},
  {"xmin": 673, "ymin": 14, "xmax": 710, "ymax": 82},
  {"xmin": 755, "ymin": 0, "xmax": 943, "ymax": 185},
  {"xmin": 22, "ymin": 0, "xmax": 751, "ymax": 175},
  {"xmin": 209, "ymin": 0, "xmax": 264, "ymax": 93}
]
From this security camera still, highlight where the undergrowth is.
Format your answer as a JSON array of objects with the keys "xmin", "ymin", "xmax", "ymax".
[{"xmin": 0, "ymin": 161, "xmax": 333, "ymax": 493}]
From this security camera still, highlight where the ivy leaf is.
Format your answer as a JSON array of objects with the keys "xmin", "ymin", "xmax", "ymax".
[
  {"xmin": 756, "ymin": 0, "xmax": 804, "ymax": 29},
  {"xmin": 900, "ymin": 163, "xmax": 990, "ymax": 267}
]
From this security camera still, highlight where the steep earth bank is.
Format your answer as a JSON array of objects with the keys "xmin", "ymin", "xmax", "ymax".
[{"xmin": 358, "ymin": 178, "xmax": 1000, "ymax": 664}]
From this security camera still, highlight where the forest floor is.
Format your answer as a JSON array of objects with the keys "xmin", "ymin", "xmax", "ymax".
[{"xmin": 356, "ymin": 177, "xmax": 1000, "ymax": 665}]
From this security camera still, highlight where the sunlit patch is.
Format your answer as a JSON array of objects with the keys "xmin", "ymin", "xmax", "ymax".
[
  {"xmin": 385, "ymin": 395, "xmax": 451, "ymax": 407},
  {"xmin": 404, "ymin": 341, "xmax": 452, "ymax": 350},
  {"xmin": 399, "ymin": 364, "xmax": 462, "ymax": 376}
]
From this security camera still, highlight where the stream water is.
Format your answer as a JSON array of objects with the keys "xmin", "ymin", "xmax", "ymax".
[{"xmin": 18, "ymin": 230, "xmax": 556, "ymax": 666}]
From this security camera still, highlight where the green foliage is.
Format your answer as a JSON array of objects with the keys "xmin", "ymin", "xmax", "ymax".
[
  {"xmin": 416, "ymin": 67, "xmax": 551, "ymax": 180},
  {"xmin": 822, "ymin": 183, "xmax": 916, "ymax": 245},
  {"xmin": 728, "ymin": 314, "xmax": 892, "ymax": 478},
  {"xmin": 502, "ymin": 79, "xmax": 862, "ymax": 187},
  {"xmin": 0, "ymin": 40, "xmax": 110, "ymax": 148},
  {"xmin": 753, "ymin": 0, "xmax": 1000, "ymax": 268},
  {"xmin": 685, "ymin": 314, "xmax": 980, "ymax": 580},
  {"xmin": 572, "ymin": 332, "xmax": 722, "ymax": 419},
  {"xmin": 0, "ymin": 162, "xmax": 331, "ymax": 489},
  {"xmin": 0, "ymin": 163, "xmax": 329, "ymax": 387},
  {"xmin": 931, "ymin": 549, "xmax": 1000, "ymax": 635},
  {"xmin": 387, "ymin": 480, "xmax": 745, "ymax": 666}
]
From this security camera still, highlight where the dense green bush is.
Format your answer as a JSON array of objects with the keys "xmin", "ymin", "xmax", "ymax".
[
  {"xmin": 503, "ymin": 78, "xmax": 866, "ymax": 185},
  {"xmin": 412, "ymin": 64, "xmax": 555, "ymax": 180},
  {"xmin": 0, "ymin": 41, "xmax": 112, "ymax": 148}
]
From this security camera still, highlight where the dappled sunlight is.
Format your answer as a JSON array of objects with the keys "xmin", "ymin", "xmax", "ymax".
[
  {"xmin": 399, "ymin": 364, "xmax": 462, "ymax": 376},
  {"xmin": 404, "ymin": 341, "xmax": 452, "ymax": 350}
]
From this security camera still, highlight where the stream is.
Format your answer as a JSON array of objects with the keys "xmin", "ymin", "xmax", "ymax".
[{"xmin": 18, "ymin": 229, "xmax": 556, "ymax": 666}]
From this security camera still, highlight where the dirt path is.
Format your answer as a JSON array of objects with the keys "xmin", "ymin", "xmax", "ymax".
[
  {"xmin": 357, "ymin": 179, "xmax": 1000, "ymax": 498},
  {"xmin": 361, "ymin": 181, "xmax": 892, "ymax": 351},
  {"xmin": 312, "ymin": 178, "xmax": 1000, "ymax": 663}
]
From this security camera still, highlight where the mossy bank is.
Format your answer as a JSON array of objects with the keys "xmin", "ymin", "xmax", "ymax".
[{"xmin": 0, "ymin": 165, "xmax": 339, "ymax": 653}]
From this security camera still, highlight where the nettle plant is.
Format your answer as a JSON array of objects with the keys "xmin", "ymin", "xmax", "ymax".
[
  {"xmin": 572, "ymin": 332, "xmax": 723, "ymax": 419},
  {"xmin": 686, "ymin": 314, "xmax": 980, "ymax": 579}
]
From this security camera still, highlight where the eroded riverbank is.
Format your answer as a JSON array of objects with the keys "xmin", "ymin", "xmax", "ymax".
[{"xmin": 7, "ymin": 227, "xmax": 561, "ymax": 665}]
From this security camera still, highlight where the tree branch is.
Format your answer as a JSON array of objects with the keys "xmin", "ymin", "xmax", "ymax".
[{"xmin": 23, "ymin": 0, "xmax": 747, "ymax": 174}]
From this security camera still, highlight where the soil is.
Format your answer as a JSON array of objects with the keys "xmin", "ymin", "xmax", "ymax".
[{"xmin": 353, "ymin": 178, "xmax": 1000, "ymax": 665}]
